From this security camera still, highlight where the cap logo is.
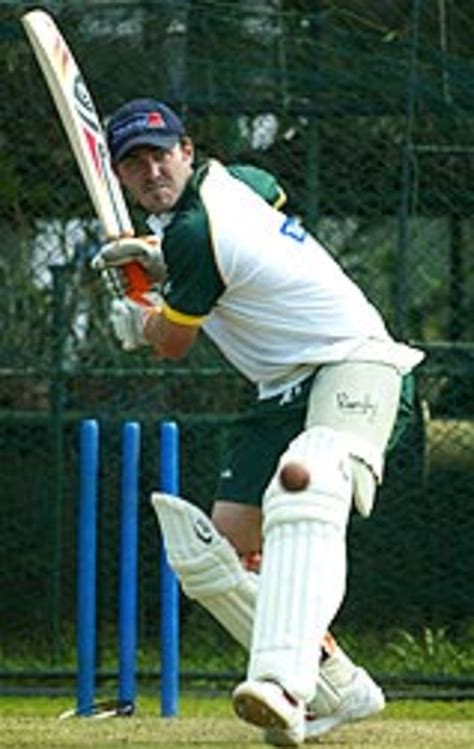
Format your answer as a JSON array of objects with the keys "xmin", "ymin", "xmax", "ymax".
[
  {"xmin": 148, "ymin": 112, "xmax": 165, "ymax": 128},
  {"xmin": 110, "ymin": 113, "xmax": 166, "ymax": 145}
]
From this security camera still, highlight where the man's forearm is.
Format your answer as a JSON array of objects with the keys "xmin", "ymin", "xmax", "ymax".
[
  {"xmin": 143, "ymin": 308, "xmax": 167, "ymax": 357},
  {"xmin": 144, "ymin": 309, "xmax": 200, "ymax": 359}
]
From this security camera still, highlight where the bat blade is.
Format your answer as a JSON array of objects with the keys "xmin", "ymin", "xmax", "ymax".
[{"xmin": 21, "ymin": 9, "xmax": 133, "ymax": 239}]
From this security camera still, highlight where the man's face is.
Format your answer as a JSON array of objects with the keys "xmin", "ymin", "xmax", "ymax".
[{"xmin": 115, "ymin": 141, "xmax": 194, "ymax": 214}]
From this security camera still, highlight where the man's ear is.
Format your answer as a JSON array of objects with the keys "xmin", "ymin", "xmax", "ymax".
[{"xmin": 181, "ymin": 136, "xmax": 194, "ymax": 162}]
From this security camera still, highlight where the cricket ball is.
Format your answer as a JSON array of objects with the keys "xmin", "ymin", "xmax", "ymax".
[{"xmin": 279, "ymin": 461, "xmax": 310, "ymax": 491}]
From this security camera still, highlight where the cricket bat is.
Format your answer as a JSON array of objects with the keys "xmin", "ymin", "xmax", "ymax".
[{"xmin": 21, "ymin": 8, "xmax": 149, "ymax": 297}]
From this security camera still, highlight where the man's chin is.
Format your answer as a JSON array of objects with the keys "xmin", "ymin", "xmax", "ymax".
[
  {"xmin": 143, "ymin": 198, "xmax": 171, "ymax": 214},
  {"xmin": 142, "ymin": 191, "xmax": 175, "ymax": 214}
]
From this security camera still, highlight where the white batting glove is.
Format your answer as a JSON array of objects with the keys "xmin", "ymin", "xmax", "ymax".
[
  {"xmin": 109, "ymin": 295, "xmax": 161, "ymax": 351},
  {"xmin": 91, "ymin": 235, "xmax": 167, "ymax": 284}
]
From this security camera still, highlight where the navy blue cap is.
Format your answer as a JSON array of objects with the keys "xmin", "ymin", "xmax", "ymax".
[{"xmin": 106, "ymin": 98, "xmax": 185, "ymax": 163}]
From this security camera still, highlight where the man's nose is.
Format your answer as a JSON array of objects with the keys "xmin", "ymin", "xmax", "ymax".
[{"xmin": 142, "ymin": 154, "xmax": 161, "ymax": 178}]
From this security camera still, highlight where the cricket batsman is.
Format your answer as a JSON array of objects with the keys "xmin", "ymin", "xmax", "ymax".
[{"xmin": 91, "ymin": 98, "xmax": 425, "ymax": 745}]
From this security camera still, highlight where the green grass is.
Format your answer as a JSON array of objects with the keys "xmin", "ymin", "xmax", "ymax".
[
  {"xmin": 2, "ymin": 626, "xmax": 474, "ymax": 747},
  {"xmin": 0, "ymin": 695, "xmax": 473, "ymax": 749}
]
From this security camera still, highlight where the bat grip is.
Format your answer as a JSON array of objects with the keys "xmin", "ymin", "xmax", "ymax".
[{"xmin": 122, "ymin": 261, "xmax": 155, "ymax": 306}]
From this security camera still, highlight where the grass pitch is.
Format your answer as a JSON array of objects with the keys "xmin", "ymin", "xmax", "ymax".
[{"xmin": 0, "ymin": 695, "xmax": 472, "ymax": 748}]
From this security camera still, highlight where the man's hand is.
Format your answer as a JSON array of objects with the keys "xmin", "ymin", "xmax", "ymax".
[
  {"xmin": 109, "ymin": 296, "xmax": 162, "ymax": 351},
  {"xmin": 91, "ymin": 236, "xmax": 167, "ymax": 284},
  {"xmin": 90, "ymin": 236, "xmax": 166, "ymax": 350}
]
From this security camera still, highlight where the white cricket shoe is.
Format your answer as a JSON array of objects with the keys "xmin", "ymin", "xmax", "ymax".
[
  {"xmin": 264, "ymin": 667, "xmax": 385, "ymax": 746},
  {"xmin": 233, "ymin": 679, "xmax": 305, "ymax": 746},
  {"xmin": 305, "ymin": 667, "xmax": 385, "ymax": 739}
]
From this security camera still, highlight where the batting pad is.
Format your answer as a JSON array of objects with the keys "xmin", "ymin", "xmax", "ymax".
[
  {"xmin": 151, "ymin": 493, "xmax": 257, "ymax": 649},
  {"xmin": 248, "ymin": 427, "xmax": 353, "ymax": 702}
]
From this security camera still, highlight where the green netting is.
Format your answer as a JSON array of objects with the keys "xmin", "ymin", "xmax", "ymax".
[{"xmin": 1, "ymin": 0, "xmax": 474, "ymax": 693}]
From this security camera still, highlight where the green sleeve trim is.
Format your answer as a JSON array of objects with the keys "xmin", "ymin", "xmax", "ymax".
[{"xmin": 228, "ymin": 164, "xmax": 287, "ymax": 208}]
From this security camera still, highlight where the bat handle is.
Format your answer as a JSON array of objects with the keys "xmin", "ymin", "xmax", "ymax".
[{"xmin": 122, "ymin": 261, "xmax": 156, "ymax": 306}]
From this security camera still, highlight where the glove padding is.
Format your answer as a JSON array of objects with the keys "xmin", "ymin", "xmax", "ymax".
[
  {"xmin": 109, "ymin": 292, "xmax": 162, "ymax": 351},
  {"xmin": 90, "ymin": 236, "xmax": 165, "ymax": 351},
  {"xmin": 91, "ymin": 236, "xmax": 167, "ymax": 284}
]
